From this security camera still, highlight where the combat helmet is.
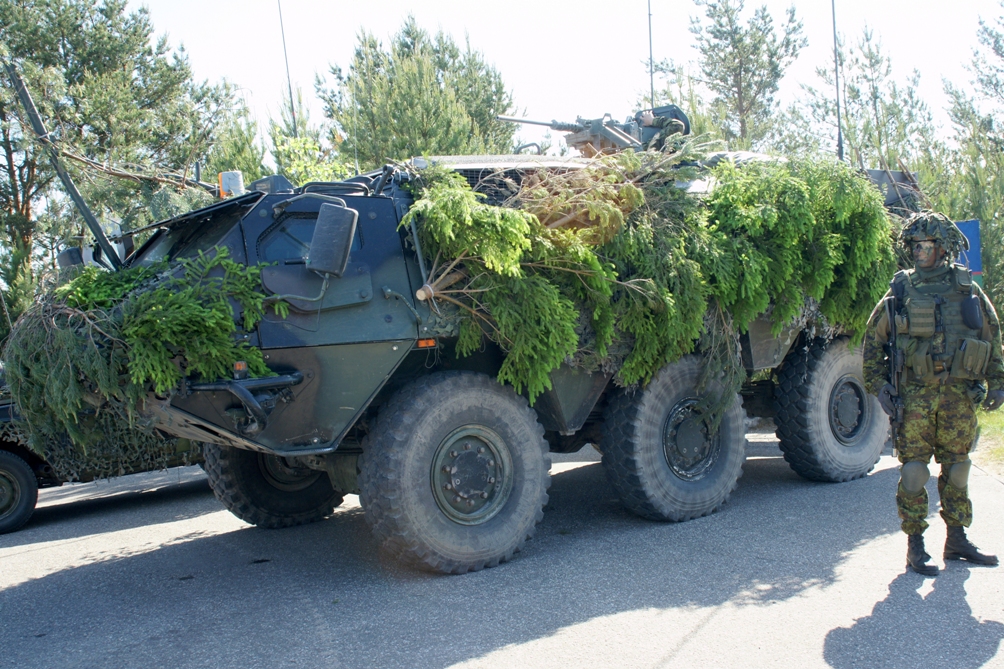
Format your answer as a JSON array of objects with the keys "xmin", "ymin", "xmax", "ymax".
[{"xmin": 899, "ymin": 210, "xmax": 969, "ymax": 257}]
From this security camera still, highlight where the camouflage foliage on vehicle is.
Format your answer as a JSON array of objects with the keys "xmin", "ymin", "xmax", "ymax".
[
  {"xmin": 404, "ymin": 145, "xmax": 897, "ymax": 421},
  {"xmin": 1, "ymin": 248, "xmax": 278, "ymax": 480}
]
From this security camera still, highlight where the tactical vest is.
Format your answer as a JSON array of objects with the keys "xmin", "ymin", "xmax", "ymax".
[{"xmin": 891, "ymin": 264, "xmax": 992, "ymax": 385}]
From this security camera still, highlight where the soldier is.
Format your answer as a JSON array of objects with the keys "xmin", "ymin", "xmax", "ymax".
[
  {"xmin": 640, "ymin": 110, "xmax": 686, "ymax": 151},
  {"xmin": 863, "ymin": 211, "xmax": 1004, "ymax": 576}
]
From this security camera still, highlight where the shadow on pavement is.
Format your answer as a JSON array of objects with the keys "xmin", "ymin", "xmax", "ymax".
[
  {"xmin": 825, "ymin": 568, "xmax": 1004, "ymax": 669},
  {"xmin": 0, "ymin": 474, "xmax": 216, "ymax": 550},
  {"xmin": 0, "ymin": 452, "xmax": 907, "ymax": 669}
]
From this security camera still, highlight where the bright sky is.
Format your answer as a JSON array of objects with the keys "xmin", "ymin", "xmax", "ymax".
[{"xmin": 128, "ymin": 0, "xmax": 999, "ymax": 153}]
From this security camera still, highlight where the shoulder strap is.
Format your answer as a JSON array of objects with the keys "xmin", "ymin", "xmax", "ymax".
[
  {"xmin": 953, "ymin": 264, "xmax": 974, "ymax": 294},
  {"xmin": 891, "ymin": 270, "xmax": 910, "ymax": 304}
]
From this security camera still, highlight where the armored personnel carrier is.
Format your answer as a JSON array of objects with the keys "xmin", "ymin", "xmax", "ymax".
[{"xmin": 0, "ymin": 60, "xmax": 887, "ymax": 570}]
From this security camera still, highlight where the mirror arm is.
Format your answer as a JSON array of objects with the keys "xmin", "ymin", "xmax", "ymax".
[
  {"xmin": 273, "ymin": 193, "xmax": 347, "ymax": 217},
  {"xmin": 264, "ymin": 274, "xmax": 331, "ymax": 305}
]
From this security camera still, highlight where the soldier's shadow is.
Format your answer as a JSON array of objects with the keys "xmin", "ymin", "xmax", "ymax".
[{"xmin": 824, "ymin": 568, "xmax": 1004, "ymax": 669}]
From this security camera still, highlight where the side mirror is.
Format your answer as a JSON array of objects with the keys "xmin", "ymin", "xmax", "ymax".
[{"xmin": 307, "ymin": 203, "xmax": 358, "ymax": 278}]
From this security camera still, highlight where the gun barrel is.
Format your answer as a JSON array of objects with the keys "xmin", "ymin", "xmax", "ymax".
[
  {"xmin": 497, "ymin": 115, "xmax": 551, "ymax": 127},
  {"xmin": 496, "ymin": 115, "xmax": 583, "ymax": 133}
]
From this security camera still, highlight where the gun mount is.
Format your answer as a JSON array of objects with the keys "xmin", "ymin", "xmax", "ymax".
[{"xmin": 499, "ymin": 105, "xmax": 691, "ymax": 157}]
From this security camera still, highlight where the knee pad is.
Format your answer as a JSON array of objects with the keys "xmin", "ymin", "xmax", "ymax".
[
  {"xmin": 900, "ymin": 462, "xmax": 931, "ymax": 493},
  {"xmin": 947, "ymin": 459, "xmax": 972, "ymax": 490}
]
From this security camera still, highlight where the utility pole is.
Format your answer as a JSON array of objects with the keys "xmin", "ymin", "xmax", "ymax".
[
  {"xmin": 278, "ymin": 0, "xmax": 298, "ymax": 138},
  {"xmin": 832, "ymin": 0, "xmax": 844, "ymax": 161}
]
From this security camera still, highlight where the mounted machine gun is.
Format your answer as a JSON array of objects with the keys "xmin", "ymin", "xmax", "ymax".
[{"xmin": 499, "ymin": 104, "xmax": 691, "ymax": 156}]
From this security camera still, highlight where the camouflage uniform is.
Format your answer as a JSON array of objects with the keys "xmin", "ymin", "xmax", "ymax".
[
  {"xmin": 645, "ymin": 115, "xmax": 686, "ymax": 151},
  {"xmin": 863, "ymin": 265, "xmax": 1004, "ymax": 535}
]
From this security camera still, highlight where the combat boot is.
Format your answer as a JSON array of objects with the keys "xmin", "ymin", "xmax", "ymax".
[
  {"xmin": 944, "ymin": 526, "xmax": 999, "ymax": 565},
  {"xmin": 907, "ymin": 534, "xmax": 938, "ymax": 576}
]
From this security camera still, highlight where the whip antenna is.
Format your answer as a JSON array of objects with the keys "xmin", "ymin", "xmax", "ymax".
[
  {"xmin": 278, "ymin": 0, "xmax": 298, "ymax": 138},
  {"xmin": 832, "ymin": 0, "xmax": 844, "ymax": 161}
]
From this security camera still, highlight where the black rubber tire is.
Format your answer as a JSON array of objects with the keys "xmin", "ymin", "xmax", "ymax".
[
  {"xmin": 0, "ymin": 450, "xmax": 38, "ymax": 534},
  {"xmin": 358, "ymin": 372, "xmax": 551, "ymax": 574},
  {"xmin": 202, "ymin": 443, "xmax": 343, "ymax": 529},
  {"xmin": 601, "ymin": 355, "xmax": 747, "ymax": 521},
  {"xmin": 774, "ymin": 337, "xmax": 886, "ymax": 482}
]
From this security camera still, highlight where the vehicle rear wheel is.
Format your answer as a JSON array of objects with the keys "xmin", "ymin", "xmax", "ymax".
[
  {"xmin": 0, "ymin": 450, "xmax": 38, "ymax": 534},
  {"xmin": 358, "ymin": 372, "xmax": 550, "ymax": 574},
  {"xmin": 202, "ymin": 443, "xmax": 343, "ymax": 528},
  {"xmin": 774, "ymin": 337, "xmax": 886, "ymax": 482},
  {"xmin": 601, "ymin": 355, "xmax": 746, "ymax": 521}
]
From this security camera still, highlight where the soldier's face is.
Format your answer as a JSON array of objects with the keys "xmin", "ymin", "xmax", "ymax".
[{"xmin": 912, "ymin": 240, "xmax": 943, "ymax": 269}]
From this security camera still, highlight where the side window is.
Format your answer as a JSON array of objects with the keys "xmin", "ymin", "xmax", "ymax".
[{"xmin": 259, "ymin": 213, "xmax": 361, "ymax": 262}]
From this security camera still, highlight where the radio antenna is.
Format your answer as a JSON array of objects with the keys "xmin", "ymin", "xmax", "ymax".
[
  {"xmin": 278, "ymin": 0, "xmax": 298, "ymax": 138},
  {"xmin": 648, "ymin": 0, "xmax": 656, "ymax": 108},
  {"xmin": 832, "ymin": 0, "xmax": 844, "ymax": 161}
]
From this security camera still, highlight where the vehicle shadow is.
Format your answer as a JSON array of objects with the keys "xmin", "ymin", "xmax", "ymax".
[
  {"xmin": 824, "ymin": 569, "xmax": 1004, "ymax": 669},
  {"xmin": 0, "ymin": 447, "xmax": 912, "ymax": 669}
]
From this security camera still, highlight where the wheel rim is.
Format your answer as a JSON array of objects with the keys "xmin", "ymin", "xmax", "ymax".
[
  {"xmin": 257, "ymin": 454, "xmax": 323, "ymax": 492},
  {"xmin": 0, "ymin": 469, "xmax": 21, "ymax": 521},
  {"xmin": 662, "ymin": 398, "xmax": 721, "ymax": 481},
  {"xmin": 829, "ymin": 374, "xmax": 867, "ymax": 445},
  {"xmin": 431, "ymin": 425, "xmax": 514, "ymax": 526}
]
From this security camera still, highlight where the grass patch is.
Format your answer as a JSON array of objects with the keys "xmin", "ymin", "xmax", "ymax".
[{"xmin": 975, "ymin": 410, "xmax": 1004, "ymax": 476}]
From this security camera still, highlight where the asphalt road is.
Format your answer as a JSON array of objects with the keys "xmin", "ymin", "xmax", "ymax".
[{"xmin": 3, "ymin": 435, "xmax": 1004, "ymax": 669}]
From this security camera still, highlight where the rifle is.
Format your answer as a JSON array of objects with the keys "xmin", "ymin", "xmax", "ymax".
[{"xmin": 884, "ymin": 296, "xmax": 905, "ymax": 451}]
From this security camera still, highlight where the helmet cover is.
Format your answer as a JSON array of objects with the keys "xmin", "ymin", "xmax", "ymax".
[{"xmin": 899, "ymin": 211, "xmax": 969, "ymax": 257}]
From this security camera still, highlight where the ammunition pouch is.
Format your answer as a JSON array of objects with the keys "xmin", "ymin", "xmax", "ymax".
[
  {"xmin": 950, "ymin": 338, "xmax": 992, "ymax": 380},
  {"xmin": 908, "ymin": 340, "xmax": 935, "ymax": 382}
]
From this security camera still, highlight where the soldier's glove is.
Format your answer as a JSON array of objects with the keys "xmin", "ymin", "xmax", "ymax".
[
  {"xmin": 878, "ymin": 383, "xmax": 898, "ymax": 417},
  {"xmin": 982, "ymin": 390, "xmax": 1004, "ymax": 412}
]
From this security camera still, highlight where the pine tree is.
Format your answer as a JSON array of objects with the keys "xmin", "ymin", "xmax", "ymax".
[
  {"xmin": 269, "ymin": 87, "xmax": 350, "ymax": 185},
  {"xmin": 0, "ymin": 0, "xmax": 231, "ymax": 338},
  {"xmin": 689, "ymin": 0, "xmax": 806, "ymax": 149},
  {"xmin": 317, "ymin": 16, "xmax": 516, "ymax": 171}
]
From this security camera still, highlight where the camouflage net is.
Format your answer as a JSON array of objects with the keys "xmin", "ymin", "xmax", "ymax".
[
  {"xmin": 404, "ymin": 144, "xmax": 897, "ymax": 422},
  {"xmin": 1, "ymin": 247, "xmax": 278, "ymax": 481}
]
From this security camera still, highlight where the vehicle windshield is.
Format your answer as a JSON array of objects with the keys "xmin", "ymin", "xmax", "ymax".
[{"xmin": 129, "ymin": 194, "xmax": 261, "ymax": 266}]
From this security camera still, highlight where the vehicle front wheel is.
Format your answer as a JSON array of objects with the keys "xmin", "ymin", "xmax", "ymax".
[
  {"xmin": 202, "ymin": 443, "xmax": 343, "ymax": 528},
  {"xmin": 601, "ymin": 355, "xmax": 747, "ymax": 521},
  {"xmin": 0, "ymin": 450, "xmax": 38, "ymax": 534},
  {"xmin": 358, "ymin": 372, "xmax": 550, "ymax": 574}
]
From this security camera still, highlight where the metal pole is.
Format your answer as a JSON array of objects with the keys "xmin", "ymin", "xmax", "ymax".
[
  {"xmin": 278, "ymin": 0, "xmax": 298, "ymax": 138},
  {"xmin": 832, "ymin": 0, "xmax": 844, "ymax": 161},
  {"xmin": 2, "ymin": 58, "xmax": 122, "ymax": 269},
  {"xmin": 648, "ymin": 0, "xmax": 656, "ymax": 108}
]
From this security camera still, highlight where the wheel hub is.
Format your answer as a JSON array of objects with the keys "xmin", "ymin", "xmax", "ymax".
[
  {"xmin": 829, "ymin": 375, "xmax": 866, "ymax": 444},
  {"xmin": 0, "ymin": 470, "xmax": 20, "ymax": 519},
  {"xmin": 258, "ymin": 454, "xmax": 322, "ymax": 492},
  {"xmin": 431, "ymin": 426, "xmax": 513, "ymax": 525},
  {"xmin": 663, "ymin": 399, "xmax": 720, "ymax": 481}
]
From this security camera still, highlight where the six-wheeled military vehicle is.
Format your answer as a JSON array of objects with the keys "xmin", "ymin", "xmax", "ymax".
[
  {"xmin": 8, "ymin": 154, "xmax": 886, "ymax": 571},
  {"xmin": 0, "ymin": 57, "xmax": 887, "ymax": 570},
  {"xmin": 0, "ymin": 155, "xmax": 888, "ymax": 565}
]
